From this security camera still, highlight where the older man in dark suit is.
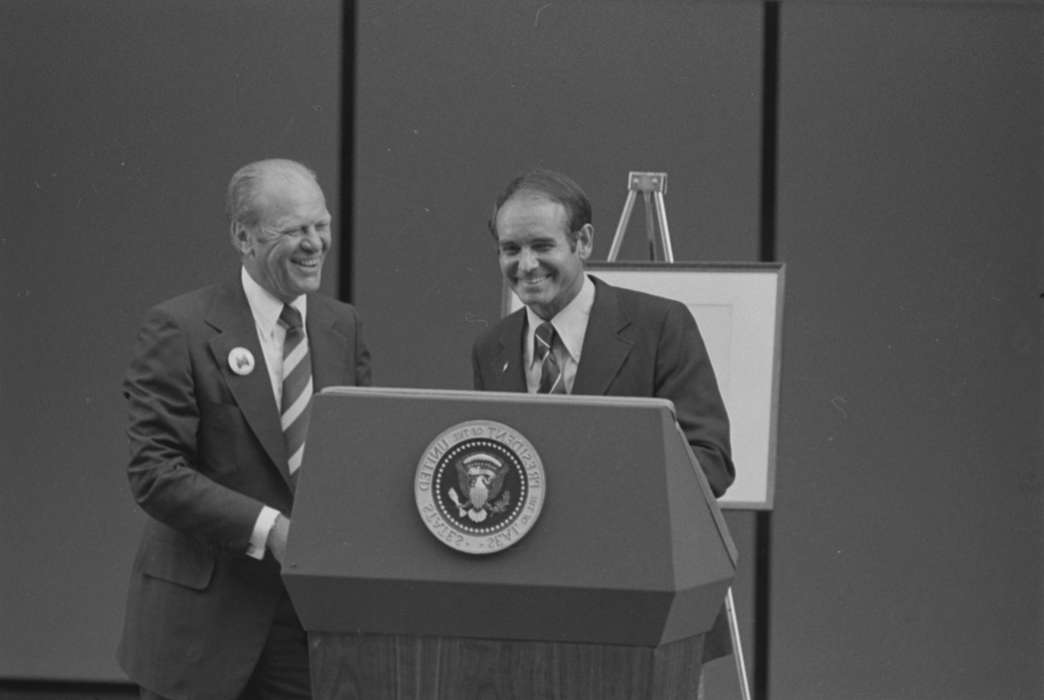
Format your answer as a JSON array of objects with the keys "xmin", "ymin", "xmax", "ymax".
[
  {"xmin": 118, "ymin": 159, "xmax": 372, "ymax": 699},
  {"xmin": 471, "ymin": 168, "xmax": 733, "ymax": 497}
]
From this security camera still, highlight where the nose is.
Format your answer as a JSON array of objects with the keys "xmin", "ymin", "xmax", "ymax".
[
  {"xmin": 300, "ymin": 225, "xmax": 324, "ymax": 251},
  {"xmin": 517, "ymin": 247, "xmax": 538, "ymax": 273}
]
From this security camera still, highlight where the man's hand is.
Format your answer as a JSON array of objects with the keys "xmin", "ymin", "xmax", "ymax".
[{"xmin": 266, "ymin": 513, "xmax": 290, "ymax": 564}]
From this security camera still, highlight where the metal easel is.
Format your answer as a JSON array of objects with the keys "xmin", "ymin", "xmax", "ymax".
[{"xmin": 608, "ymin": 171, "xmax": 753, "ymax": 700}]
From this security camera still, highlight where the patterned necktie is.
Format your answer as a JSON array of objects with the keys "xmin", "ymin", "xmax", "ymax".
[
  {"xmin": 534, "ymin": 321, "xmax": 566, "ymax": 394},
  {"xmin": 278, "ymin": 304, "xmax": 313, "ymax": 475}
]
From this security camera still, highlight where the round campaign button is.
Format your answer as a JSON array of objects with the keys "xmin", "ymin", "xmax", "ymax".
[{"xmin": 227, "ymin": 347, "xmax": 255, "ymax": 376}]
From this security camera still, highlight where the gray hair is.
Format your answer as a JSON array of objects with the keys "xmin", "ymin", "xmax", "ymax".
[{"xmin": 225, "ymin": 158, "xmax": 318, "ymax": 228}]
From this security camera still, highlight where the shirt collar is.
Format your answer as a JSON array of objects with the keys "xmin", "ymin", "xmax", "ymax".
[
  {"xmin": 525, "ymin": 274, "xmax": 595, "ymax": 365},
  {"xmin": 241, "ymin": 267, "xmax": 307, "ymax": 336}
]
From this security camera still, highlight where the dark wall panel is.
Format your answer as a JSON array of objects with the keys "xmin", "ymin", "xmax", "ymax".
[
  {"xmin": 773, "ymin": 4, "xmax": 1042, "ymax": 698},
  {"xmin": 1, "ymin": 0, "xmax": 343, "ymax": 680},
  {"xmin": 353, "ymin": 0, "xmax": 764, "ymax": 389}
]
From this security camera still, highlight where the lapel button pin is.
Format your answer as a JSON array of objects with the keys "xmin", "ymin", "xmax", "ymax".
[{"xmin": 228, "ymin": 347, "xmax": 255, "ymax": 376}]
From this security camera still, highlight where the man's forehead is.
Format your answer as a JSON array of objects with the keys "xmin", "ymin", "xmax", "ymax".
[{"xmin": 497, "ymin": 194, "xmax": 569, "ymax": 234}]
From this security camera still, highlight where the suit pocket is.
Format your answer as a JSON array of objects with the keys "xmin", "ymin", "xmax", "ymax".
[{"xmin": 140, "ymin": 524, "xmax": 215, "ymax": 591}]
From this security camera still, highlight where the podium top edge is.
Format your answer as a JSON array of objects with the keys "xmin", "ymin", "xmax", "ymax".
[
  {"xmin": 317, "ymin": 386, "xmax": 677, "ymax": 414},
  {"xmin": 586, "ymin": 260, "xmax": 784, "ymax": 273}
]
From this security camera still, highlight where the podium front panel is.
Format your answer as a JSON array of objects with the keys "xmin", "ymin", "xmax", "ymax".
[{"xmin": 284, "ymin": 387, "xmax": 735, "ymax": 647}]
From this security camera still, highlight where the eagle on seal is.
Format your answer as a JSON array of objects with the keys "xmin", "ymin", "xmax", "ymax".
[{"xmin": 452, "ymin": 452, "xmax": 510, "ymax": 522}]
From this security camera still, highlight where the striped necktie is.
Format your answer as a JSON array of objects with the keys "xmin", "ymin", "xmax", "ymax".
[
  {"xmin": 278, "ymin": 304, "xmax": 313, "ymax": 475},
  {"xmin": 534, "ymin": 321, "xmax": 566, "ymax": 394}
]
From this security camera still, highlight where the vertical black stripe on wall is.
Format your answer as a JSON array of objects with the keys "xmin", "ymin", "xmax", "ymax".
[
  {"xmin": 760, "ymin": 1, "xmax": 780, "ymax": 265},
  {"xmin": 756, "ymin": 2, "xmax": 780, "ymax": 699},
  {"xmin": 338, "ymin": 1, "xmax": 357, "ymax": 303}
]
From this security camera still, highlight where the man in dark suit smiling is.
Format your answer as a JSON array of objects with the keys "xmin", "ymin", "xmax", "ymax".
[
  {"xmin": 119, "ymin": 159, "xmax": 372, "ymax": 699},
  {"xmin": 471, "ymin": 168, "xmax": 733, "ymax": 497}
]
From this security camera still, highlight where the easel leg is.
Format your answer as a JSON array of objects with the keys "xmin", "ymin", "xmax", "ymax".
[{"xmin": 725, "ymin": 587, "xmax": 753, "ymax": 700}]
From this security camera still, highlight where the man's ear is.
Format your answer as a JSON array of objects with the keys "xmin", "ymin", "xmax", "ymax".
[
  {"xmin": 230, "ymin": 221, "xmax": 252, "ymax": 256},
  {"xmin": 576, "ymin": 223, "xmax": 594, "ymax": 261}
]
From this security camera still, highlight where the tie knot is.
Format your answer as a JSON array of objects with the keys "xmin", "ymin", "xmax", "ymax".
[
  {"xmin": 279, "ymin": 304, "xmax": 303, "ymax": 331},
  {"xmin": 534, "ymin": 321, "xmax": 556, "ymax": 359}
]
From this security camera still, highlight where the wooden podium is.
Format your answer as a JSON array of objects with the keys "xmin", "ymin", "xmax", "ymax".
[{"xmin": 283, "ymin": 387, "xmax": 737, "ymax": 700}]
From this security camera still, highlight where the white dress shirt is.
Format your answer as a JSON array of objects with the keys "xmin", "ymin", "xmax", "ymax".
[
  {"xmin": 523, "ymin": 274, "xmax": 596, "ymax": 394},
  {"xmin": 240, "ymin": 267, "xmax": 308, "ymax": 559}
]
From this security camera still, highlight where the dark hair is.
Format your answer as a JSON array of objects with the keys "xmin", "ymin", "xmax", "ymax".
[{"xmin": 487, "ymin": 168, "xmax": 592, "ymax": 243}]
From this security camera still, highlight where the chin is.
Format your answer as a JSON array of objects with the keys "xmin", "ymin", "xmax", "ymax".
[
  {"xmin": 514, "ymin": 289, "xmax": 544, "ymax": 307},
  {"xmin": 514, "ymin": 280, "xmax": 548, "ymax": 298}
]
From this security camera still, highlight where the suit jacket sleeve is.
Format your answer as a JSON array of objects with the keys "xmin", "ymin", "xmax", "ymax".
[
  {"xmin": 124, "ymin": 306, "xmax": 271, "ymax": 554},
  {"xmin": 354, "ymin": 308, "xmax": 374, "ymax": 387},
  {"xmin": 657, "ymin": 300, "xmax": 735, "ymax": 497},
  {"xmin": 471, "ymin": 340, "xmax": 485, "ymax": 390}
]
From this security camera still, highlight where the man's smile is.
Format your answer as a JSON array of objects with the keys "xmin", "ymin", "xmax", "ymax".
[{"xmin": 517, "ymin": 273, "xmax": 550, "ymax": 286}]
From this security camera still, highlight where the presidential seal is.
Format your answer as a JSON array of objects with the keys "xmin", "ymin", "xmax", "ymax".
[{"xmin": 414, "ymin": 420, "xmax": 546, "ymax": 555}]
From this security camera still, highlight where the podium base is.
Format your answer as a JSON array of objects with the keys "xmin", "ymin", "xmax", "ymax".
[{"xmin": 309, "ymin": 631, "xmax": 704, "ymax": 700}]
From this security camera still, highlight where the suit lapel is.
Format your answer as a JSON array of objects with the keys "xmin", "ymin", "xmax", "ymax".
[
  {"xmin": 573, "ymin": 278, "xmax": 634, "ymax": 395},
  {"xmin": 205, "ymin": 280, "xmax": 291, "ymax": 487},
  {"xmin": 492, "ymin": 309, "xmax": 527, "ymax": 392},
  {"xmin": 306, "ymin": 296, "xmax": 350, "ymax": 391}
]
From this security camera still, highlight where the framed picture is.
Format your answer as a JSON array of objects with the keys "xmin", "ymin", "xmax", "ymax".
[{"xmin": 504, "ymin": 261, "xmax": 785, "ymax": 510}]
